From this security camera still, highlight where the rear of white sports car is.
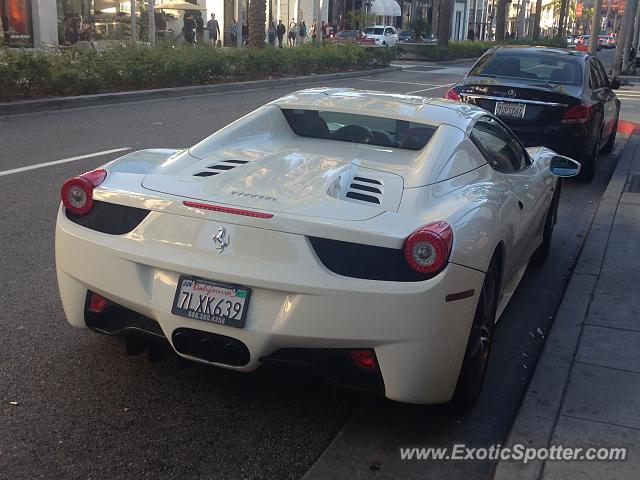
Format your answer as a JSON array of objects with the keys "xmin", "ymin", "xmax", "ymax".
[{"xmin": 55, "ymin": 90, "xmax": 495, "ymax": 405}]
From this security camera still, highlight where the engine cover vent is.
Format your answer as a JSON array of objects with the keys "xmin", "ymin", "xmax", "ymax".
[
  {"xmin": 346, "ymin": 176, "xmax": 383, "ymax": 204},
  {"xmin": 194, "ymin": 159, "xmax": 250, "ymax": 177}
]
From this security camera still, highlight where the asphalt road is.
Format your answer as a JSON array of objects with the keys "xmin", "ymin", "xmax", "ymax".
[{"xmin": 0, "ymin": 59, "xmax": 626, "ymax": 480}]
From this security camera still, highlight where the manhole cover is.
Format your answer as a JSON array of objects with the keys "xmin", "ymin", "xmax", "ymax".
[{"xmin": 627, "ymin": 175, "xmax": 640, "ymax": 193}]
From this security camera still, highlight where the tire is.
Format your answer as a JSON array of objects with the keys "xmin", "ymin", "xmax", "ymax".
[
  {"xmin": 532, "ymin": 181, "xmax": 561, "ymax": 266},
  {"xmin": 451, "ymin": 257, "xmax": 499, "ymax": 411},
  {"xmin": 578, "ymin": 138, "xmax": 599, "ymax": 182},
  {"xmin": 601, "ymin": 115, "xmax": 618, "ymax": 154}
]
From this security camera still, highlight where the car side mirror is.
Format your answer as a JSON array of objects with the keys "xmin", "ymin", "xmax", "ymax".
[
  {"xmin": 610, "ymin": 77, "xmax": 621, "ymax": 90},
  {"xmin": 549, "ymin": 155, "xmax": 581, "ymax": 177}
]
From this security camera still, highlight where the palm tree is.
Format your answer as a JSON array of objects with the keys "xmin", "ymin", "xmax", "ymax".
[
  {"xmin": 532, "ymin": 0, "xmax": 543, "ymax": 38},
  {"xmin": 437, "ymin": 0, "xmax": 452, "ymax": 46},
  {"xmin": 248, "ymin": 0, "xmax": 266, "ymax": 48},
  {"xmin": 557, "ymin": 0, "xmax": 568, "ymax": 37},
  {"xmin": 495, "ymin": 0, "xmax": 508, "ymax": 40}
]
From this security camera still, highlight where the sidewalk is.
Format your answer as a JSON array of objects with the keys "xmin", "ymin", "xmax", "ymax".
[{"xmin": 493, "ymin": 132, "xmax": 640, "ymax": 480}]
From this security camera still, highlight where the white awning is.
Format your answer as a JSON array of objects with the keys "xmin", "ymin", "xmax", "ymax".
[
  {"xmin": 369, "ymin": 0, "xmax": 388, "ymax": 16},
  {"xmin": 389, "ymin": 0, "xmax": 401, "ymax": 16}
]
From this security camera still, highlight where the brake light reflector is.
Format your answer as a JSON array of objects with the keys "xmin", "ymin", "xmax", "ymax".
[
  {"xmin": 87, "ymin": 292, "xmax": 108, "ymax": 313},
  {"xmin": 561, "ymin": 103, "xmax": 594, "ymax": 124},
  {"xmin": 445, "ymin": 88, "xmax": 461, "ymax": 101},
  {"xmin": 348, "ymin": 349, "xmax": 378, "ymax": 372},
  {"xmin": 404, "ymin": 221, "xmax": 453, "ymax": 274},
  {"xmin": 183, "ymin": 201, "xmax": 273, "ymax": 219},
  {"xmin": 60, "ymin": 169, "xmax": 107, "ymax": 215}
]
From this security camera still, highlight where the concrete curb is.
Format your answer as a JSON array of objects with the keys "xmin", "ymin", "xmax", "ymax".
[
  {"xmin": 491, "ymin": 133, "xmax": 639, "ymax": 480},
  {"xmin": 0, "ymin": 66, "xmax": 401, "ymax": 116}
]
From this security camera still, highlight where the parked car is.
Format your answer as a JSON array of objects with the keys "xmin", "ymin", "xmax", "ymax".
[
  {"xmin": 576, "ymin": 35, "xmax": 601, "ymax": 52},
  {"xmin": 56, "ymin": 88, "xmax": 579, "ymax": 407},
  {"xmin": 445, "ymin": 46, "xmax": 620, "ymax": 181},
  {"xmin": 565, "ymin": 35, "xmax": 579, "ymax": 47},
  {"xmin": 605, "ymin": 34, "xmax": 617, "ymax": 48},
  {"xmin": 331, "ymin": 29, "xmax": 376, "ymax": 45},
  {"xmin": 398, "ymin": 29, "xmax": 413, "ymax": 42},
  {"xmin": 363, "ymin": 25, "xmax": 399, "ymax": 45}
]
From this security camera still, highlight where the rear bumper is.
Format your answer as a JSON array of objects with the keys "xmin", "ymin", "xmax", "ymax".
[{"xmin": 55, "ymin": 206, "xmax": 485, "ymax": 404}]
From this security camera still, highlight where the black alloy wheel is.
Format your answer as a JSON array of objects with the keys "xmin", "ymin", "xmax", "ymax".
[
  {"xmin": 451, "ymin": 258, "xmax": 499, "ymax": 410},
  {"xmin": 532, "ymin": 181, "xmax": 561, "ymax": 266}
]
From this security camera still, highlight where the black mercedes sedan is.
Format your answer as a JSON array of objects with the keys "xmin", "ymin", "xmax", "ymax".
[{"xmin": 445, "ymin": 46, "xmax": 621, "ymax": 181}]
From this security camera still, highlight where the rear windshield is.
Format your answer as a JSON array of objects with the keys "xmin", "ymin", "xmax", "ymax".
[
  {"xmin": 469, "ymin": 53, "xmax": 583, "ymax": 86},
  {"xmin": 281, "ymin": 109, "xmax": 437, "ymax": 150},
  {"xmin": 364, "ymin": 27, "xmax": 384, "ymax": 35}
]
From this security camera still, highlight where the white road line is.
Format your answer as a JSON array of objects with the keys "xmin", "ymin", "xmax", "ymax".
[
  {"xmin": 405, "ymin": 84, "xmax": 455, "ymax": 95},
  {"xmin": 358, "ymin": 78, "xmax": 450, "ymax": 87},
  {"xmin": 0, "ymin": 148, "xmax": 131, "ymax": 177}
]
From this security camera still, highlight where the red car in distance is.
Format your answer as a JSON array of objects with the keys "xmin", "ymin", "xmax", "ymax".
[{"xmin": 332, "ymin": 30, "xmax": 376, "ymax": 45}]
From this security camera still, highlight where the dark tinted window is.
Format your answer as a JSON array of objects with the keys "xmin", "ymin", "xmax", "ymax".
[
  {"xmin": 337, "ymin": 30, "xmax": 356, "ymax": 39},
  {"xmin": 593, "ymin": 58, "xmax": 609, "ymax": 88},
  {"xmin": 470, "ymin": 52, "xmax": 583, "ymax": 85},
  {"xmin": 589, "ymin": 61, "xmax": 602, "ymax": 89},
  {"xmin": 471, "ymin": 117, "xmax": 529, "ymax": 173},
  {"xmin": 281, "ymin": 109, "xmax": 437, "ymax": 150},
  {"xmin": 364, "ymin": 27, "xmax": 384, "ymax": 35}
]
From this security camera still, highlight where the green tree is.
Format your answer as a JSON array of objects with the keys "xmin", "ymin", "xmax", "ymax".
[{"xmin": 410, "ymin": 17, "xmax": 431, "ymax": 39}]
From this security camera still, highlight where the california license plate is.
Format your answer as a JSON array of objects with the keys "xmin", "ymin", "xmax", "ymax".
[
  {"xmin": 171, "ymin": 276, "xmax": 251, "ymax": 328},
  {"xmin": 495, "ymin": 101, "xmax": 526, "ymax": 118}
]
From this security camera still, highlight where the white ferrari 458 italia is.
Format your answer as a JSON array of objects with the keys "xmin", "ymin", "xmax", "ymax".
[{"xmin": 56, "ymin": 88, "xmax": 580, "ymax": 406}]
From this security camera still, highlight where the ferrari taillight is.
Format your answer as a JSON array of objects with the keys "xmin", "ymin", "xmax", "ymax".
[
  {"xmin": 561, "ymin": 103, "xmax": 594, "ymax": 124},
  {"xmin": 348, "ymin": 349, "xmax": 378, "ymax": 372},
  {"xmin": 60, "ymin": 169, "xmax": 107, "ymax": 215},
  {"xmin": 404, "ymin": 221, "xmax": 453, "ymax": 274},
  {"xmin": 444, "ymin": 88, "xmax": 461, "ymax": 101}
]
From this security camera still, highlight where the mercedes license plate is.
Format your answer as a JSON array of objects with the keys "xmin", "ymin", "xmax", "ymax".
[
  {"xmin": 172, "ymin": 276, "xmax": 251, "ymax": 328},
  {"xmin": 495, "ymin": 101, "xmax": 526, "ymax": 118}
]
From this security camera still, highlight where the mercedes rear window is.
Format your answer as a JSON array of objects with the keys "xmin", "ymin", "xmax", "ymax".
[
  {"xmin": 469, "ymin": 53, "xmax": 583, "ymax": 86},
  {"xmin": 281, "ymin": 109, "xmax": 437, "ymax": 150}
]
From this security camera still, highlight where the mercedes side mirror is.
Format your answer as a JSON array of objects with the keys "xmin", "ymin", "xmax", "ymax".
[
  {"xmin": 611, "ymin": 77, "xmax": 621, "ymax": 90},
  {"xmin": 549, "ymin": 155, "xmax": 581, "ymax": 177}
]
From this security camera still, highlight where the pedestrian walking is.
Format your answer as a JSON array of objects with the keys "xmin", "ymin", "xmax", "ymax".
[
  {"xmin": 207, "ymin": 13, "xmax": 220, "ymax": 46},
  {"xmin": 299, "ymin": 20, "xmax": 307, "ymax": 45},
  {"xmin": 195, "ymin": 11, "xmax": 205, "ymax": 45},
  {"xmin": 268, "ymin": 21, "xmax": 276, "ymax": 45},
  {"xmin": 243, "ymin": 20, "xmax": 249, "ymax": 44},
  {"xmin": 467, "ymin": 27, "xmax": 475, "ymax": 41},
  {"xmin": 230, "ymin": 19, "xmax": 238, "ymax": 45},
  {"xmin": 276, "ymin": 19, "xmax": 286, "ymax": 48},
  {"xmin": 183, "ymin": 13, "xmax": 196, "ymax": 45},
  {"xmin": 310, "ymin": 21, "xmax": 317, "ymax": 44},
  {"xmin": 288, "ymin": 18, "xmax": 297, "ymax": 46},
  {"xmin": 320, "ymin": 20, "xmax": 327, "ymax": 43}
]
